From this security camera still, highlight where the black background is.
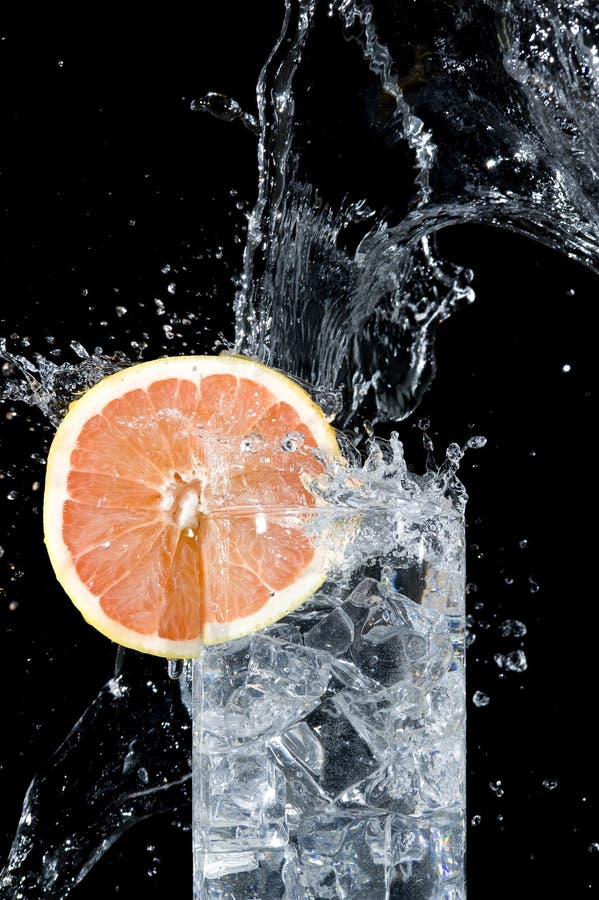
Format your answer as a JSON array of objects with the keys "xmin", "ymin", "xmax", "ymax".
[{"xmin": 1, "ymin": 6, "xmax": 597, "ymax": 898}]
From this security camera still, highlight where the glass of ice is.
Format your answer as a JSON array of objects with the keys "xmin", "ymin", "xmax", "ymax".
[{"xmin": 188, "ymin": 439, "xmax": 466, "ymax": 900}]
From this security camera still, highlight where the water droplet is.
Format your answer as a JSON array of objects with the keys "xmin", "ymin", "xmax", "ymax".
[
  {"xmin": 417, "ymin": 417, "xmax": 431, "ymax": 431},
  {"xmin": 445, "ymin": 443, "xmax": 463, "ymax": 464},
  {"xmin": 70, "ymin": 340, "xmax": 89, "ymax": 358},
  {"xmin": 561, "ymin": 363, "xmax": 572, "ymax": 373},
  {"xmin": 167, "ymin": 659, "xmax": 184, "ymax": 680},
  {"xmin": 489, "ymin": 780, "xmax": 504, "ymax": 798},
  {"xmin": 500, "ymin": 619, "xmax": 527, "ymax": 638},
  {"xmin": 473, "ymin": 690, "xmax": 490, "ymax": 707},
  {"xmin": 505, "ymin": 650, "xmax": 528, "ymax": 672},
  {"xmin": 588, "ymin": 842, "xmax": 599, "ymax": 854},
  {"xmin": 528, "ymin": 577, "xmax": 540, "ymax": 593},
  {"xmin": 115, "ymin": 306, "xmax": 127, "ymax": 317},
  {"xmin": 7, "ymin": 490, "xmax": 18, "ymax": 500},
  {"xmin": 471, "ymin": 814, "xmax": 481, "ymax": 827},
  {"xmin": 167, "ymin": 283, "xmax": 176, "ymax": 295},
  {"xmin": 519, "ymin": 538, "xmax": 528, "ymax": 549},
  {"xmin": 542, "ymin": 778, "xmax": 558, "ymax": 791},
  {"xmin": 466, "ymin": 435, "xmax": 487, "ymax": 449},
  {"xmin": 240, "ymin": 432, "xmax": 263, "ymax": 454},
  {"xmin": 281, "ymin": 430, "xmax": 304, "ymax": 452},
  {"xmin": 137, "ymin": 767, "xmax": 149, "ymax": 784},
  {"xmin": 0, "ymin": 546, "xmax": 4, "ymax": 559}
]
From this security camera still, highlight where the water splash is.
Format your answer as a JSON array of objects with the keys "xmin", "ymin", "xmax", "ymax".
[
  {"xmin": 0, "ymin": 654, "xmax": 190, "ymax": 898},
  {"xmin": 0, "ymin": 340, "xmax": 131, "ymax": 428},
  {"xmin": 231, "ymin": 0, "xmax": 599, "ymax": 424}
]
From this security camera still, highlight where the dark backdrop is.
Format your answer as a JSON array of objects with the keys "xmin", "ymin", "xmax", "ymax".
[{"xmin": 0, "ymin": 7, "xmax": 597, "ymax": 898}]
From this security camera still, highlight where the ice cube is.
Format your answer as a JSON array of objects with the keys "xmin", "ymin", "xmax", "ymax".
[
  {"xmin": 262, "ymin": 622, "xmax": 304, "ymax": 644},
  {"xmin": 191, "ymin": 643, "xmax": 254, "ymax": 752},
  {"xmin": 426, "ymin": 669, "xmax": 466, "ymax": 738},
  {"xmin": 282, "ymin": 848, "xmax": 338, "ymax": 899},
  {"xmin": 386, "ymin": 811, "xmax": 464, "ymax": 893},
  {"xmin": 417, "ymin": 734, "xmax": 464, "ymax": 809},
  {"xmin": 351, "ymin": 587, "xmax": 453, "ymax": 687},
  {"xmin": 388, "ymin": 815, "xmax": 427, "ymax": 866},
  {"xmin": 221, "ymin": 636, "xmax": 332, "ymax": 742},
  {"xmin": 268, "ymin": 738, "xmax": 331, "ymax": 825},
  {"xmin": 306, "ymin": 700, "xmax": 379, "ymax": 796},
  {"xmin": 280, "ymin": 722, "xmax": 325, "ymax": 776},
  {"xmin": 337, "ymin": 748, "xmax": 421, "ymax": 815},
  {"xmin": 203, "ymin": 849, "xmax": 287, "ymax": 898},
  {"xmin": 333, "ymin": 682, "xmax": 427, "ymax": 760},
  {"xmin": 297, "ymin": 812, "xmax": 389, "ymax": 899},
  {"xmin": 248, "ymin": 635, "xmax": 331, "ymax": 697},
  {"xmin": 304, "ymin": 607, "xmax": 354, "ymax": 656},
  {"xmin": 345, "ymin": 577, "xmax": 387, "ymax": 609},
  {"xmin": 202, "ymin": 851, "xmax": 258, "ymax": 879},
  {"xmin": 200, "ymin": 749, "xmax": 288, "ymax": 852},
  {"xmin": 329, "ymin": 657, "xmax": 382, "ymax": 694}
]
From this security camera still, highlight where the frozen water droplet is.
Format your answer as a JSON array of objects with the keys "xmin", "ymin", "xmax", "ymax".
[
  {"xmin": 167, "ymin": 283, "xmax": 176, "ymax": 295},
  {"xmin": 471, "ymin": 814, "xmax": 482, "ymax": 827},
  {"xmin": 519, "ymin": 538, "xmax": 528, "ymax": 549},
  {"xmin": 472, "ymin": 691, "xmax": 490, "ymax": 707},
  {"xmin": 588, "ymin": 842, "xmax": 599, "ymax": 854},
  {"xmin": 137, "ymin": 767, "xmax": 149, "ymax": 784},
  {"xmin": 528, "ymin": 577, "xmax": 540, "ymax": 593},
  {"xmin": 115, "ymin": 306, "xmax": 127, "ymax": 317},
  {"xmin": 7, "ymin": 490, "xmax": 18, "ymax": 500},
  {"xmin": 240, "ymin": 432, "xmax": 263, "ymax": 454},
  {"xmin": 417, "ymin": 417, "xmax": 430, "ymax": 431}
]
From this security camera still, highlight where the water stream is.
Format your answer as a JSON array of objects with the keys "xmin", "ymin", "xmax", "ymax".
[{"xmin": 1, "ymin": 0, "xmax": 598, "ymax": 895}]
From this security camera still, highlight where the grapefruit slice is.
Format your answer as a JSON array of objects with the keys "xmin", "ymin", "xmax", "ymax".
[{"xmin": 43, "ymin": 355, "xmax": 340, "ymax": 657}]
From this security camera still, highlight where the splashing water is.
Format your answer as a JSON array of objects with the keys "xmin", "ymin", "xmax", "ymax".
[
  {"xmin": 1, "ymin": 0, "xmax": 598, "ymax": 894},
  {"xmin": 226, "ymin": 0, "xmax": 599, "ymax": 423}
]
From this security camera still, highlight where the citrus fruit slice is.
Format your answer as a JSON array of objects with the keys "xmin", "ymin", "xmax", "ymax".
[{"xmin": 43, "ymin": 355, "xmax": 340, "ymax": 657}]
